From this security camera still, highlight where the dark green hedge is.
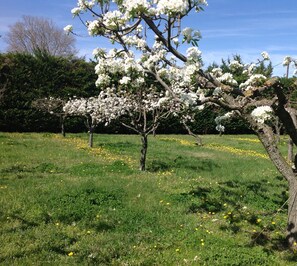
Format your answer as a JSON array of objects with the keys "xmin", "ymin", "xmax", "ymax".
[
  {"xmin": 0, "ymin": 52, "xmax": 258, "ymax": 134},
  {"xmin": 0, "ymin": 52, "xmax": 98, "ymax": 132}
]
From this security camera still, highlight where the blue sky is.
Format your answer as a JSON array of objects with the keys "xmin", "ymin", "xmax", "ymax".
[{"xmin": 0, "ymin": 0, "xmax": 297, "ymax": 76}]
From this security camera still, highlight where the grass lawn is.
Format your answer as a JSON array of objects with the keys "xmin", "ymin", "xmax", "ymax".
[{"xmin": 0, "ymin": 132, "xmax": 296, "ymax": 265}]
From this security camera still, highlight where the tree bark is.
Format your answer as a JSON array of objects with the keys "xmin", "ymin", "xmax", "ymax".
[
  {"xmin": 254, "ymin": 123, "xmax": 297, "ymax": 249},
  {"xmin": 61, "ymin": 123, "xmax": 66, "ymax": 137},
  {"xmin": 286, "ymin": 108, "xmax": 297, "ymax": 164},
  {"xmin": 89, "ymin": 127, "xmax": 94, "ymax": 148},
  {"xmin": 182, "ymin": 121, "xmax": 202, "ymax": 146},
  {"xmin": 288, "ymin": 138, "xmax": 294, "ymax": 163},
  {"xmin": 287, "ymin": 181, "xmax": 297, "ymax": 248},
  {"xmin": 61, "ymin": 116, "xmax": 66, "ymax": 137},
  {"xmin": 140, "ymin": 134, "xmax": 148, "ymax": 171}
]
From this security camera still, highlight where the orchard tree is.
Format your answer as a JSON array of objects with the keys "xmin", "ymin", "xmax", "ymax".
[
  {"xmin": 63, "ymin": 90, "xmax": 127, "ymax": 147},
  {"xmin": 64, "ymin": 96, "xmax": 104, "ymax": 147},
  {"xmin": 68, "ymin": 0, "xmax": 297, "ymax": 249},
  {"xmin": 32, "ymin": 97, "xmax": 67, "ymax": 136},
  {"xmin": 103, "ymin": 86, "xmax": 172, "ymax": 171},
  {"xmin": 93, "ymin": 48, "xmax": 185, "ymax": 171},
  {"xmin": 5, "ymin": 16, "xmax": 77, "ymax": 57}
]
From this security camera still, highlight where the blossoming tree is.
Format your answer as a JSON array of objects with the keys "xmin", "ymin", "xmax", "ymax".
[
  {"xmin": 93, "ymin": 48, "xmax": 185, "ymax": 171},
  {"xmin": 67, "ymin": 0, "xmax": 297, "ymax": 248},
  {"xmin": 63, "ymin": 92, "xmax": 121, "ymax": 147},
  {"xmin": 32, "ymin": 97, "xmax": 67, "ymax": 136}
]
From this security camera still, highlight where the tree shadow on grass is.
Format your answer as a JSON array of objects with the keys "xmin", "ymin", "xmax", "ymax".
[
  {"xmin": 97, "ymin": 141, "xmax": 139, "ymax": 150},
  {"xmin": 147, "ymin": 156, "xmax": 220, "ymax": 173},
  {"xmin": 176, "ymin": 177, "xmax": 290, "ymax": 253},
  {"xmin": 91, "ymin": 221, "xmax": 116, "ymax": 232}
]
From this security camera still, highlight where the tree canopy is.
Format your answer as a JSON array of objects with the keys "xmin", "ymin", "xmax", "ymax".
[{"xmin": 5, "ymin": 16, "xmax": 77, "ymax": 57}]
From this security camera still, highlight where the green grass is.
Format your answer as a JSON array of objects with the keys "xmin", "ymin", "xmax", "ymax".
[{"xmin": 0, "ymin": 132, "xmax": 296, "ymax": 265}]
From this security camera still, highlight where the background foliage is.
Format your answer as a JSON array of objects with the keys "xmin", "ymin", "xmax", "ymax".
[{"xmin": 0, "ymin": 52, "xmax": 295, "ymax": 134}]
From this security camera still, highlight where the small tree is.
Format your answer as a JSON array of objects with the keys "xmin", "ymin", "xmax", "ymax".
[
  {"xmin": 106, "ymin": 87, "xmax": 173, "ymax": 171},
  {"xmin": 32, "ymin": 97, "xmax": 67, "ymax": 136},
  {"xmin": 93, "ymin": 49, "xmax": 178, "ymax": 171},
  {"xmin": 63, "ymin": 97, "xmax": 101, "ymax": 147},
  {"xmin": 5, "ymin": 16, "xmax": 77, "ymax": 57}
]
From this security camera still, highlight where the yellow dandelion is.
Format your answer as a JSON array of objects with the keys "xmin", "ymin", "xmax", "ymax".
[
  {"xmin": 256, "ymin": 218, "xmax": 261, "ymax": 223},
  {"xmin": 271, "ymin": 221, "xmax": 276, "ymax": 225},
  {"xmin": 68, "ymin": 252, "xmax": 74, "ymax": 256}
]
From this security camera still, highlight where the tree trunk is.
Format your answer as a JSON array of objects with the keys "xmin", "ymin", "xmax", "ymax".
[
  {"xmin": 254, "ymin": 123, "xmax": 297, "ymax": 249},
  {"xmin": 183, "ymin": 122, "xmax": 203, "ymax": 146},
  {"xmin": 89, "ymin": 127, "xmax": 94, "ymax": 148},
  {"xmin": 288, "ymin": 138, "xmax": 294, "ymax": 163},
  {"xmin": 140, "ymin": 134, "xmax": 148, "ymax": 171},
  {"xmin": 60, "ymin": 116, "xmax": 66, "ymax": 137},
  {"xmin": 274, "ymin": 117, "xmax": 281, "ymax": 144},
  {"xmin": 286, "ymin": 107, "xmax": 297, "ymax": 164},
  {"xmin": 287, "ymin": 181, "xmax": 297, "ymax": 248},
  {"xmin": 61, "ymin": 123, "xmax": 66, "ymax": 137}
]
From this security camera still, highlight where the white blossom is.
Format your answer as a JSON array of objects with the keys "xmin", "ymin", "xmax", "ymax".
[
  {"xmin": 186, "ymin": 47, "xmax": 202, "ymax": 62},
  {"xmin": 182, "ymin": 27, "xmax": 193, "ymax": 42},
  {"xmin": 95, "ymin": 74, "xmax": 111, "ymax": 87},
  {"xmin": 63, "ymin": 25, "xmax": 73, "ymax": 34},
  {"xmin": 119, "ymin": 76, "xmax": 131, "ymax": 85},
  {"xmin": 251, "ymin": 106, "xmax": 273, "ymax": 124},
  {"xmin": 217, "ymin": 73, "xmax": 238, "ymax": 86},
  {"xmin": 211, "ymin": 68, "xmax": 223, "ymax": 77},
  {"xmin": 172, "ymin": 38, "xmax": 179, "ymax": 46},
  {"xmin": 215, "ymin": 125, "xmax": 225, "ymax": 133},
  {"xmin": 122, "ymin": 35, "xmax": 147, "ymax": 50},
  {"xmin": 102, "ymin": 10, "xmax": 127, "ymax": 30},
  {"xmin": 239, "ymin": 74, "xmax": 266, "ymax": 91},
  {"xmin": 71, "ymin": 7, "xmax": 82, "ymax": 16},
  {"xmin": 87, "ymin": 20, "xmax": 100, "ymax": 36},
  {"xmin": 123, "ymin": 0, "xmax": 150, "ymax": 14},
  {"xmin": 261, "ymin": 51, "xmax": 270, "ymax": 60},
  {"xmin": 156, "ymin": 0, "xmax": 189, "ymax": 15},
  {"xmin": 229, "ymin": 60, "xmax": 243, "ymax": 71},
  {"xmin": 283, "ymin": 56, "xmax": 292, "ymax": 66}
]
